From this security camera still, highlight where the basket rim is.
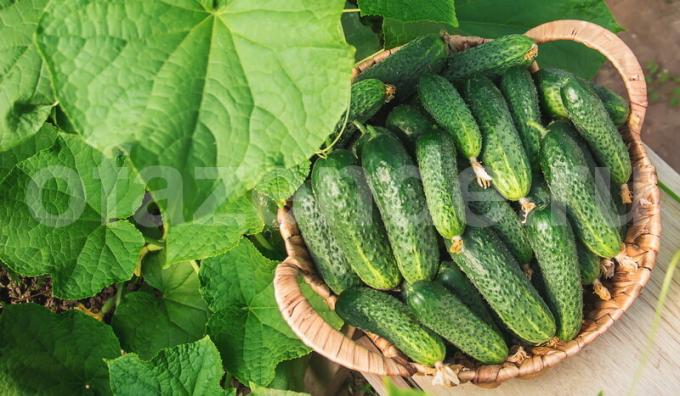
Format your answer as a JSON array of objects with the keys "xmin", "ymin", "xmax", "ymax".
[{"xmin": 274, "ymin": 19, "xmax": 661, "ymax": 387}]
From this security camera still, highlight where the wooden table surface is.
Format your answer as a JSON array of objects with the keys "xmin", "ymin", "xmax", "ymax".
[{"xmin": 363, "ymin": 147, "xmax": 680, "ymax": 396}]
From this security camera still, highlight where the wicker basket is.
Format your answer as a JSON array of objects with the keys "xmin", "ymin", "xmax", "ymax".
[{"xmin": 273, "ymin": 20, "xmax": 661, "ymax": 387}]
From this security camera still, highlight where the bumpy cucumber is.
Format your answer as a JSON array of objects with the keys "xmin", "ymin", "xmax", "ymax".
[
  {"xmin": 499, "ymin": 67, "xmax": 545, "ymax": 171},
  {"xmin": 525, "ymin": 205, "xmax": 583, "ymax": 341},
  {"xmin": 407, "ymin": 281, "xmax": 508, "ymax": 364},
  {"xmin": 312, "ymin": 150, "xmax": 401, "ymax": 289},
  {"xmin": 534, "ymin": 68, "xmax": 572, "ymax": 119},
  {"xmin": 292, "ymin": 182, "xmax": 360, "ymax": 294},
  {"xmin": 330, "ymin": 79, "xmax": 395, "ymax": 148},
  {"xmin": 577, "ymin": 239, "xmax": 601, "ymax": 286},
  {"xmin": 386, "ymin": 104, "xmax": 433, "ymax": 143},
  {"xmin": 561, "ymin": 79, "xmax": 632, "ymax": 195},
  {"xmin": 452, "ymin": 227, "xmax": 556, "ymax": 344},
  {"xmin": 415, "ymin": 130, "xmax": 466, "ymax": 251},
  {"xmin": 335, "ymin": 286, "xmax": 445, "ymax": 366},
  {"xmin": 593, "ymin": 84, "xmax": 630, "ymax": 127},
  {"xmin": 436, "ymin": 262, "xmax": 496, "ymax": 327},
  {"xmin": 540, "ymin": 125, "xmax": 622, "ymax": 258},
  {"xmin": 418, "ymin": 74, "xmax": 491, "ymax": 186},
  {"xmin": 356, "ymin": 34, "xmax": 448, "ymax": 99},
  {"xmin": 360, "ymin": 127, "xmax": 440, "ymax": 283},
  {"xmin": 463, "ymin": 76, "xmax": 533, "ymax": 206},
  {"xmin": 442, "ymin": 34, "xmax": 538, "ymax": 81},
  {"xmin": 528, "ymin": 172, "xmax": 551, "ymax": 210},
  {"xmin": 464, "ymin": 181, "xmax": 533, "ymax": 266}
]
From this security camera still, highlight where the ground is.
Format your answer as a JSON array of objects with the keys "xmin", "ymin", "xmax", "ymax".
[{"xmin": 597, "ymin": 0, "xmax": 680, "ymax": 171}]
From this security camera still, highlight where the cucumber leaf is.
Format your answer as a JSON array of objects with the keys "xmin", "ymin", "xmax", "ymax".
[
  {"xmin": 107, "ymin": 337, "xmax": 224, "ymax": 396},
  {"xmin": 0, "ymin": 0, "xmax": 55, "ymax": 151},
  {"xmin": 250, "ymin": 384, "xmax": 310, "ymax": 396},
  {"xmin": 342, "ymin": 7, "xmax": 382, "ymax": 61},
  {"xmin": 0, "ymin": 123, "xmax": 57, "ymax": 183},
  {"xmin": 454, "ymin": 0, "xmax": 622, "ymax": 78},
  {"xmin": 358, "ymin": 0, "xmax": 457, "ymax": 26},
  {"xmin": 35, "ymin": 0, "xmax": 354, "ymax": 264},
  {"xmin": 199, "ymin": 238, "xmax": 341, "ymax": 386},
  {"xmin": 382, "ymin": 18, "xmax": 455, "ymax": 48},
  {"xmin": 254, "ymin": 161, "xmax": 310, "ymax": 207},
  {"xmin": 112, "ymin": 254, "xmax": 209, "ymax": 360},
  {"xmin": 0, "ymin": 133, "xmax": 146, "ymax": 299},
  {"xmin": 0, "ymin": 304, "xmax": 121, "ymax": 395}
]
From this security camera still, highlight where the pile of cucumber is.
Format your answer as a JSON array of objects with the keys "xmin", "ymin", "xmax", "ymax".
[{"xmin": 292, "ymin": 33, "xmax": 636, "ymax": 380}]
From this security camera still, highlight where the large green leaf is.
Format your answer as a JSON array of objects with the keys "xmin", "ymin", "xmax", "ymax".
[
  {"xmin": 382, "ymin": 18, "xmax": 454, "ymax": 48},
  {"xmin": 199, "ymin": 238, "xmax": 341, "ymax": 386},
  {"xmin": 358, "ymin": 0, "xmax": 457, "ymax": 25},
  {"xmin": 0, "ymin": 123, "xmax": 57, "ymax": 183},
  {"xmin": 35, "ymin": 0, "xmax": 354, "ymax": 263},
  {"xmin": 250, "ymin": 384, "xmax": 310, "ymax": 396},
  {"xmin": 107, "ymin": 337, "xmax": 224, "ymax": 396},
  {"xmin": 0, "ymin": 133, "xmax": 145, "ymax": 299},
  {"xmin": 0, "ymin": 0, "xmax": 55, "ymax": 151},
  {"xmin": 0, "ymin": 303, "xmax": 121, "ymax": 395},
  {"xmin": 254, "ymin": 160, "xmax": 310, "ymax": 207},
  {"xmin": 112, "ymin": 254, "xmax": 209, "ymax": 359},
  {"xmin": 454, "ymin": 0, "xmax": 621, "ymax": 78}
]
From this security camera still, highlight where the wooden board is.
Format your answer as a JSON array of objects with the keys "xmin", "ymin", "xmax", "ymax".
[{"xmin": 365, "ymin": 147, "xmax": 680, "ymax": 395}]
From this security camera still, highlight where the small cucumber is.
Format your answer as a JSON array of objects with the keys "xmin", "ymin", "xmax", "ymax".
[
  {"xmin": 335, "ymin": 286, "xmax": 446, "ymax": 366},
  {"xmin": 386, "ymin": 104, "xmax": 433, "ymax": 143},
  {"xmin": 407, "ymin": 281, "xmax": 508, "ymax": 364},
  {"xmin": 528, "ymin": 172, "xmax": 551, "ymax": 210},
  {"xmin": 534, "ymin": 68, "xmax": 572, "ymax": 119},
  {"xmin": 452, "ymin": 227, "xmax": 556, "ymax": 344},
  {"xmin": 540, "ymin": 124, "xmax": 622, "ymax": 258},
  {"xmin": 292, "ymin": 182, "xmax": 360, "ymax": 294},
  {"xmin": 499, "ymin": 67, "xmax": 545, "ymax": 171},
  {"xmin": 561, "ymin": 79, "xmax": 632, "ymax": 202},
  {"xmin": 415, "ymin": 130, "xmax": 466, "ymax": 252},
  {"xmin": 593, "ymin": 84, "xmax": 630, "ymax": 127},
  {"xmin": 312, "ymin": 150, "xmax": 401, "ymax": 289},
  {"xmin": 330, "ymin": 79, "xmax": 395, "ymax": 148},
  {"xmin": 442, "ymin": 34, "xmax": 538, "ymax": 81},
  {"xmin": 525, "ymin": 205, "xmax": 583, "ymax": 341},
  {"xmin": 436, "ymin": 262, "xmax": 496, "ymax": 327},
  {"xmin": 356, "ymin": 34, "xmax": 448, "ymax": 99},
  {"xmin": 418, "ymin": 74, "xmax": 491, "ymax": 187},
  {"xmin": 463, "ymin": 181, "xmax": 533, "ymax": 266},
  {"xmin": 463, "ymin": 76, "xmax": 534, "ymax": 209},
  {"xmin": 576, "ymin": 239, "xmax": 612, "ymax": 301},
  {"xmin": 360, "ymin": 127, "xmax": 440, "ymax": 283}
]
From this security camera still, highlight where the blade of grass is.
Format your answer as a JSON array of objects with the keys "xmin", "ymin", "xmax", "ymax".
[
  {"xmin": 627, "ymin": 250, "xmax": 680, "ymax": 395},
  {"xmin": 658, "ymin": 180, "xmax": 680, "ymax": 205}
]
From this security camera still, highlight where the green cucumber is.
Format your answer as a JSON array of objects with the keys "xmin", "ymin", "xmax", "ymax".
[
  {"xmin": 463, "ymin": 76, "xmax": 533, "ymax": 208},
  {"xmin": 534, "ymin": 68, "xmax": 572, "ymax": 119},
  {"xmin": 561, "ymin": 79, "xmax": 632, "ymax": 201},
  {"xmin": 356, "ymin": 34, "xmax": 448, "ymax": 99},
  {"xmin": 335, "ymin": 286, "xmax": 445, "ymax": 366},
  {"xmin": 577, "ymin": 239, "xmax": 601, "ymax": 286},
  {"xmin": 385, "ymin": 104, "xmax": 433, "ymax": 143},
  {"xmin": 442, "ymin": 34, "xmax": 538, "ymax": 81},
  {"xmin": 593, "ymin": 84, "xmax": 630, "ymax": 127},
  {"xmin": 451, "ymin": 227, "xmax": 555, "ymax": 344},
  {"xmin": 292, "ymin": 182, "xmax": 360, "ymax": 294},
  {"xmin": 406, "ymin": 281, "xmax": 508, "ymax": 364},
  {"xmin": 535, "ymin": 68, "xmax": 630, "ymax": 127},
  {"xmin": 525, "ymin": 205, "xmax": 583, "ymax": 341},
  {"xmin": 499, "ymin": 67, "xmax": 545, "ymax": 171},
  {"xmin": 415, "ymin": 130, "xmax": 466, "ymax": 251},
  {"xmin": 528, "ymin": 172, "xmax": 551, "ymax": 210},
  {"xmin": 329, "ymin": 79, "xmax": 395, "ymax": 148},
  {"xmin": 418, "ymin": 74, "xmax": 491, "ymax": 187},
  {"xmin": 436, "ymin": 262, "xmax": 496, "ymax": 327},
  {"xmin": 360, "ymin": 127, "xmax": 440, "ymax": 283},
  {"xmin": 540, "ymin": 124, "xmax": 622, "ymax": 258},
  {"xmin": 312, "ymin": 150, "xmax": 401, "ymax": 289},
  {"xmin": 463, "ymin": 182, "xmax": 533, "ymax": 266}
]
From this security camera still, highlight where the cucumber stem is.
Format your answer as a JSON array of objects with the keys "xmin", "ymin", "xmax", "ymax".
[
  {"xmin": 600, "ymin": 258, "xmax": 615, "ymax": 279},
  {"xmin": 469, "ymin": 157, "xmax": 492, "ymax": 189},
  {"xmin": 506, "ymin": 345, "xmax": 529, "ymax": 364},
  {"xmin": 519, "ymin": 197, "xmax": 536, "ymax": 221},
  {"xmin": 522, "ymin": 263, "xmax": 533, "ymax": 280},
  {"xmin": 449, "ymin": 236, "xmax": 463, "ymax": 254},
  {"xmin": 620, "ymin": 183, "xmax": 633, "ymax": 204},
  {"xmin": 593, "ymin": 279, "xmax": 612, "ymax": 301}
]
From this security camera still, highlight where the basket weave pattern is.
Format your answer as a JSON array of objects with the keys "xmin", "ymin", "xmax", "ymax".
[{"xmin": 274, "ymin": 20, "xmax": 661, "ymax": 386}]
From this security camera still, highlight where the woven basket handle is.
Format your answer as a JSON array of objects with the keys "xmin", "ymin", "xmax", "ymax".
[
  {"xmin": 524, "ymin": 19, "xmax": 648, "ymax": 138},
  {"xmin": 273, "ymin": 207, "xmax": 416, "ymax": 377}
]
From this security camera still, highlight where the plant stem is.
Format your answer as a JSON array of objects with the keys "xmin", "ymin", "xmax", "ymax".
[
  {"xmin": 658, "ymin": 180, "xmax": 680, "ymax": 205},
  {"xmin": 253, "ymin": 233, "xmax": 274, "ymax": 252},
  {"xmin": 114, "ymin": 282, "xmax": 125, "ymax": 308},
  {"xmin": 343, "ymin": 8, "xmax": 360, "ymax": 13}
]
